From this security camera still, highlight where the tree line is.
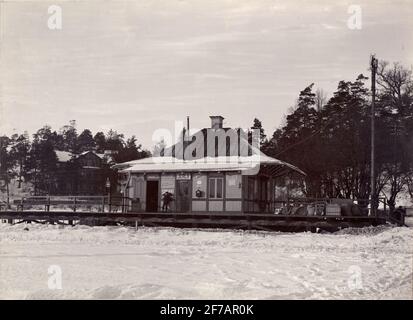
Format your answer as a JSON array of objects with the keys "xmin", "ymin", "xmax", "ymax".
[
  {"xmin": 0, "ymin": 121, "xmax": 150, "ymax": 199},
  {"xmin": 253, "ymin": 60, "xmax": 413, "ymax": 210}
]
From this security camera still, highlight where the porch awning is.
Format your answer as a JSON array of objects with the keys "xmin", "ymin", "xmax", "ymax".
[{"xmin": 114, "ymin": 154, "xmax": 305, "ymax": 177}]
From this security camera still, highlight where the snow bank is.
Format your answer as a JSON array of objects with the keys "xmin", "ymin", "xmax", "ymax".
[{"xmin": 0, "ymin": 223, "xmax": 411, "ymax": 299}]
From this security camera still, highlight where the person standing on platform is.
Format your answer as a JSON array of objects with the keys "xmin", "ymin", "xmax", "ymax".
[{"xmin": 162, "ymin": 191, "xmax": 174, "ymax": 212}]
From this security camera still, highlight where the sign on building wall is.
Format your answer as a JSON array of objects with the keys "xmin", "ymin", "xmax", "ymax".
[
  {"xmin": 176, "ymin": 173, "xmax": 191, "ymax": 180},
  {"xmin": 146, "ymin": 174, "xmax": 160, "ymax": 180}
]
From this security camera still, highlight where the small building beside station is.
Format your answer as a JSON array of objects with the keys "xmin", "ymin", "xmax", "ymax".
[
  {"xmin": 114, "ymin": 116, "xmax": 305, "ymax": 213},
  {"xmin": 54, "ymin": 150, "xmax": 113, "ymax": 195}
]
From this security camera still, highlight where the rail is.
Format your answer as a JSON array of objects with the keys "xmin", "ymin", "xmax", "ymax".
[{"xmin": 0, "ymin": 195, "xmax": 133, "ymax": 213}]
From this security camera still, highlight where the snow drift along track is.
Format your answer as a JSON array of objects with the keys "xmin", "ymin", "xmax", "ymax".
[{"xmin": 0, "ymin": 223, "xmax": 411, "ymax": 299}]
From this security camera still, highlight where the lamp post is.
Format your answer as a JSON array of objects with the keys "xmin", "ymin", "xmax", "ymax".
[
  {"xmin": 106, "ymin": 177, "xmax": 111, "ymax": 213},
  {"xmin": 120, "ymin": 190, "xmax": 124, "ymax": 213}
]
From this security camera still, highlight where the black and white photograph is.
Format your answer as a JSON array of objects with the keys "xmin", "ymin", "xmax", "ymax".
[{"xmin": 0, "ymin": 0, "xmax": 412, "ymax": 303}]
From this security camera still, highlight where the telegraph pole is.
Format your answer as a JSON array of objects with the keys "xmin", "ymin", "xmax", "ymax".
[{"xmin": 370, "ymin": 55, "xmax": 378, "ymax": 217}]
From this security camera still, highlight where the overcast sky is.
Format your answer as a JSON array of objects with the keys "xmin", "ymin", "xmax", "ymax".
[{"xmin": 1, "ymin": 0, "xmax": 412, "ymax": 149}]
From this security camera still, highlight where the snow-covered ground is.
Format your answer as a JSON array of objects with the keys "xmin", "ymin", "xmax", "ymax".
[{"xmin": 0, "ymin": 223, "xmax": 412, "ymax": 299}]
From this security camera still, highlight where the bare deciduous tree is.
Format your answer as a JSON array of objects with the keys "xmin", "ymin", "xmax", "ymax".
[{"xmin": 315, "ymin": 88, "xmax": 327, "ymax": 112}]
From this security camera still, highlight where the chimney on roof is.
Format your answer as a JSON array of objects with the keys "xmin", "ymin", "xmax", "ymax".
[{"xmin": 210, "ymin": 115, "xmax": 224, "ymax": 129}]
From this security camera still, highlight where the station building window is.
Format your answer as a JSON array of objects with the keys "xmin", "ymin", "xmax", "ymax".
[{"xmin": 209, "ymin": 177, "xmax": 223, "ymax": 199}]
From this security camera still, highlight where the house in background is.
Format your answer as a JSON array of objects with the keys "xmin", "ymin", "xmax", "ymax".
[
  {"xmin": 114, "ymin": 116, "xmax": 305, "ymax": 213},
  {"xmin": 55, "ymin": 150, "xmax": 113, "ymax": 195}
]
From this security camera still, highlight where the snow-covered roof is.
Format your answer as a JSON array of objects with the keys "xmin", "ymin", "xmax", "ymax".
[
  {"xmin": 116, "ymin": 155, "xmax": 305, "ymax": 176},
  {"xmin": 55, "ymin": 150, "xmax": 106, "ymax": 163},
  {"xmin": 79, "ymin": 151, "xmax": 106, "ymax": 159},
  {"xmin": 113, "ymin": 123, "xmax": 305, "ymax": 176},
  {"xmin": 55, "ymin": 150, "xmax": 73, "ymax": 162}
]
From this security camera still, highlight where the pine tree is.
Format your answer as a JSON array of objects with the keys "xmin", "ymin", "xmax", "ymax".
[
  {"xmin": 319, "ymin": 75, "xmax": 370, "ymax": 200},
  {"xmin": 10, "ymin": 132, "xmax": 30, "ymax": 188},
  {"xmin": 26, "ymin": 127, "xmax": 59, "ymax": 195},
  {"xmin": 0, "ymin": 136, "xmax": 15, "ymax": 205},
  {"xmin": 94, "ymin": 132, "xmax": 106, "ymax": 153},
  {"xmin": 59, "ymin": 120, "xmax": 78, "ymax": 153},
  {"xmin": 274, "ymin": 83, "xmax": 321, "ymax": 196},
  {"xmin": 105, "ymin": 130, "xmax": 125, "ymax": 152},
  {"xmin": 77, "ymin": 129, "xmax": 96, "ymax": 152},
  {"xmin": 250, "ymin": 118, "xmax": 267, "ymax": 151}
]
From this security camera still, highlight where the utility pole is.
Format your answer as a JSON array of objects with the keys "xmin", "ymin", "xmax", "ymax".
[
  {"xmin": 370, "ymin": 55, "xmax": 378, "ymax": 217},
  {"xmin": 183, "ymin": 116, "xmax": 190, "ymax": 160},
  {"xmin": 187, "ymin": 116, "xmax": 190, "ymax": 141}
]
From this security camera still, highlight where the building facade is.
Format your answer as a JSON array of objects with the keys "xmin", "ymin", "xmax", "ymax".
[
  {"xmin": 115, "ymin": 116, "xmax": 305, "ymax": 213},
  {"xmin": 55, "ymin": 150, "xmax": 112, "ymax": 195}
]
